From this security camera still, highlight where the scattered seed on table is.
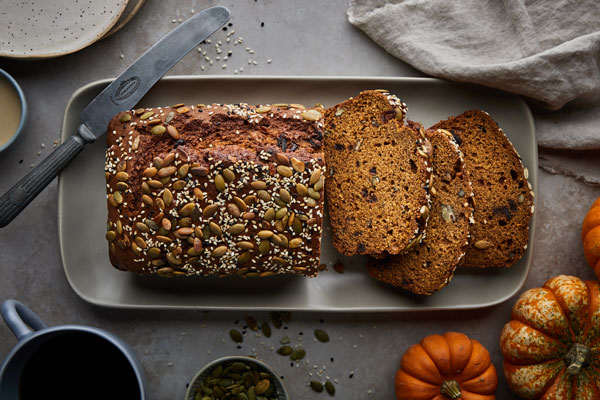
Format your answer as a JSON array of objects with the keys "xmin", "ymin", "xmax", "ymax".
[{"xmin": 229, "ymin": 329, "xmax": 243, "ymax": 343}]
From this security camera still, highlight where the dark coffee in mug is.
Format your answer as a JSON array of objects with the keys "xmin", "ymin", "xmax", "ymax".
[{"xmin": 18, "ymin": 332, "xmax": 141, "ymax": 399}]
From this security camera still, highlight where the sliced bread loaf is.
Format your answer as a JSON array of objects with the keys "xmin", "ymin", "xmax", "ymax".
[
  {"xmin": 367, "ymin": 125, "xmax": 474, "ymax": 295},
  {"xmin": 430, "ymin": 110, "xmax": 534, "ymax": 268},
  {"xmin": 323, "ymin": 90, "xmax": 431, "ymax": 256}
]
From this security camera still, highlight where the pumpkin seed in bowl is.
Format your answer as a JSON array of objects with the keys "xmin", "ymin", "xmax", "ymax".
[{"xmin": 185, "ymin": 356, "xmax": 288, "ymax": 400}]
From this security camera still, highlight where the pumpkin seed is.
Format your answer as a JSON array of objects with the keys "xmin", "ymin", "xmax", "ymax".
[
  {"xmin": 179, "ymin": 202, "xmax": 196, "ymax": 217},
  {"xmin": 243, "ymin": 195, "xmax": 257, "ymax": 205},
  {"xmin": 233, "ymin": 196, "xmax": 248, "ymax": 212},
  {"xmin": 256, "ymin": 106, "xmax": 271, "ymax": 113},
  {"xmin": 474, "ymin": 240, "xmax": 490, "ymax": 249},
  {"xmin": 307, "ymin": 188, "xmax": 320, "ymax": 200},
  {"xmin": 166, "ymin": 125, "xmax": 179, "ymax": 140},
  {"xmin": 306, "ymin": 197, "xmax": 317, "ymax": 207},
  {"xmin": 310, "ymin": 381, "xmax": 324, "ymax": 393},
  {"xmin": 314, "ymin": 329, "xmax": 329, "ymax": 342},
  {"xmin": 280, "ymin": 336, "xmax": 291, "ymax": 345},
  {"xmin": 162, "ymin": 189, "xmax": 173, "ymax": 206},
  {"xmin": 209, "ymin": 222, "xmax": 222, "ymax": 236},
  {"xmin": 105, "ymin": 231, "xmax": 116, "ymax": 241},
  {"xmin": 246, "ymin": 316, "xmax": 258, "ymax": 331},
  {"xmin": 150, "ymin": 125, "xmax": 166, "ymax": 136},
  {"xmin": 166, "ymin": 252, "xmax": 182, "ymax": 266},
  {"xmin": 116, "ymin": 182, "xmax": 128, "ymax": 191},
  {"xmin": 258, "ymin": 230, "xmax": 274, "ymax": 239},
  {"xmin": 203, "ymin": 204, "xmax": 218, "ymax": 218},
  {"xmin": 275, "ymin": 207, "xmax": 288, "ymax": 220},
  {"xmin": 263, "ymin": 208, "xmax": 276, "ymax": 221},
  {"xmin": 140, "ymin": 111, "xmax": 154, "ymax": 120},
  {"xmin": 229, "ymin": 329, "xmax": 243, "ymax": 343},
  {"xmin": 271, "ymin": 312, "xmax": 282, "ymax": 328},
  {"xmin": 255, "ymin": 380, "xmax": 270, "ymax": 395},
  {"xmin": 251, "ymin": 181, "xmax": 267, "ymax": 190},
  {"xmin": 296, "ymin": 183, "xmax": 308, "ymax": 197},
  {"xmin": 115, "ymin": 171, "xmax": 129, "ymax": 182},
  {"xmin": 314, "ymin": 176, "xmax": 324, "ymax": 191},
  {"xmin": 223, "ymin": 168, "xmax": 236, "ymax": 182},
  {"xmin": 119, "ymin": 113, "xmax": 132, "ymax": 123},
  {"xmin": 212, "ymin": 246, "xmax": 228, "ymax": 258},
  {"xmin": 229, "ymin": 223, "xmax": 246, "ymax": 235},
  {"xmin": 309, "ymin": 169, "xmax": 322, "ymax": 185},
  {"xmin": 227, "ymin": 203, "xmax": 241, "ymax": 217},
  {"xmin": 291, "ymin": 157, "xmax": 305, "ymax": 173},
  {"xmin": 302, "ymin": 110, "xmax": 322, "ymax": 121},
  {"xmin": 147, "ymin": 180, "xmax": 163, "ymax": 189},
  {"xmin": 242, "ymin": 212, "xmax": 256, "ymax": 220},
  {"xmin": 276, "ymin": 165, "xmax": 293, "ymax": 177},
  {"xmin": 261, "ymin": 322, "xmax": 272, "ymax": 337},
  {"xmin": 238, "ymin": 251, "xmax": 252, "ymax": 264},
  {"xmin": 237, "ymin": 241, "xmax": 254, "ymax": 250},
  {"xmin": 141, "ymin": 182, "xmax": 151, "ymax": 194},
  {"xmin": 325, "ymin": 381, "xmax": 335, "ymax": 396},
  {"xmin": 275, "ymin": 153, "xmax": 290, "ymax": 166},
  {"xmin": 214, "ymin": 174, "xmax": 226, "ymax": 192},
  {"xmin": 259, "ymin": 241, "xmax": 271, "ymax": 255},
  {"xmin": 290, "ymin": 349, "xmax": 306, "ymax": 361},
  {"xmin": 279, "ymin": 189, "xmax": 291, "ymax": 203},
  {"xmin": 191, "ymin": 166, "xmax": 209, "ymax": 177},
  {"xmin": 441, "ymin": 205, "xmax": 456, "ymax": 222},
  {"xmin": 289, "ymin": 238, "xmax": 303, "ymax": 249}
]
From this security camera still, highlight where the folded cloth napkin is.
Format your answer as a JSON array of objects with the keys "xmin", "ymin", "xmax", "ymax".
[{"xmin": 348, "ymin": 0, "xmax": 600, "ymax": 185}]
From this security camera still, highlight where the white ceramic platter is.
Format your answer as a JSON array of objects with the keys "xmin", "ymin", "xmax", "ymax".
[
  {"xmin": 0, "ymin": 0, "xmax": 128, "ymax": 59},
  {"xmin": 58, "ymin": 76, "xmax": 537, "ymax": 311}
]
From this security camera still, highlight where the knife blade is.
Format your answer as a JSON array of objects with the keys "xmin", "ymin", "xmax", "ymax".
[{"xmin": 0, "ymin": 6, "xmax": 231, "ymax": 228}]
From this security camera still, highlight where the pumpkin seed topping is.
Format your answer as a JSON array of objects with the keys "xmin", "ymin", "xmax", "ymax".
[
  {"xmin": 474, "ymin": 240, "xmax": 490, "ymax": 249},
  {"xmin": 150, "ymin": 125, "xmax": 166, "ymax": 136},
  {"xmin": 119, "ymin": 113, "xmax": 132, "ymax": 123}
]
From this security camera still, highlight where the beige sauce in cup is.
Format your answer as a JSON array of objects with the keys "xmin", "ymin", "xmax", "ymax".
[{"xmin": 0, "ymin": 78, "xmax": 22, "ymax": 147}]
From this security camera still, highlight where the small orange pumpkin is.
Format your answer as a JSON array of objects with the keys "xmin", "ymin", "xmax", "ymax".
[
  {"xmin": 500, "ymin": 275, "xmax": 600, "ymax": 399},
  {"xmin": 395, "ymin": 332, "xmax": 497, "ymax": 400},
  {"xmin": 582, "ymin": 198, "xmax": 600, "ymax": 279}
]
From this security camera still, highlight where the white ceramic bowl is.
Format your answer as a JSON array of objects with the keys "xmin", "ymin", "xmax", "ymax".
[{"xmin": 185, "ymin": 356, "xmax": 289, "ymax": 400}]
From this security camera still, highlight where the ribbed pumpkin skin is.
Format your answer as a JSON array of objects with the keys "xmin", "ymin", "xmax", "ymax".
[
  {"xmin": 395, "ymin": 332, "xmax": 497, "ymax": 400},
  {"xmin": 500, "ymin": 275, "xmax": 600, "ymax": 399},
  {"xmin": 582, "ymin": 198, "xmax": 600, "ymax": 279}
]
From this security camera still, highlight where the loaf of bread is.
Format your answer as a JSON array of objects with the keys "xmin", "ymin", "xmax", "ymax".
[
  {"xmin": 104, "ymin": 102, "xmax": 326, "ymax": 277},
  {"xmin": 367, "ymin": 124, "xmax": 474, "ymax": 294},
  {"xmin": 430, "ymin": 110, "xmax": 534, "ymax": 268},
  {"xmin": 323, "ymin": 90, "xmax": 432, "ymax": 256}
]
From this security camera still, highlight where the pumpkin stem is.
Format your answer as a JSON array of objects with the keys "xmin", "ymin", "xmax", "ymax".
[
  {"xmin": 440, "ymin": 380, "xmax": 461, "ymax": 399},
  {"xmin": 565, "ymin": 343, "xmax": 590, "ymax": 375}
]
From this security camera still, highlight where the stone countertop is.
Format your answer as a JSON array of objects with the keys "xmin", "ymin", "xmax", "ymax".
[{"xmin": 1, "ymin": 1, "xmax": 599, "ymax": 399}]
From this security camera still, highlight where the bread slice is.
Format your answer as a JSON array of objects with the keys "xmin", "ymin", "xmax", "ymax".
[
  {"xmin": 367, "ymin": 125, "xmax": 474, "ymax": 295},
  {"xmin": 323, "ymin": 90, "xmax": 431, "ymax": 256},
  {"xmin": 430, "ymin": 110, "xmax": 534, "ymax": 268}
]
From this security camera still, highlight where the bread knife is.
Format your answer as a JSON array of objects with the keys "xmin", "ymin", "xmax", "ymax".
[{"xmin": 0, "ymin": 6, "xmax": 231, "ymax": 228}]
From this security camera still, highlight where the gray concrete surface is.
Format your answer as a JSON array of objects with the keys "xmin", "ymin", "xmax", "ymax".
[{"xmin": 1, "ymin": 1, "xmax": 599, "ymax": 399}]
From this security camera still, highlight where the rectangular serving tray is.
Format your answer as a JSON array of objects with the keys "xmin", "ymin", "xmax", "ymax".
[{"xmin": 58, "ymin": 76, "xmax": 537, "ymax": 311}]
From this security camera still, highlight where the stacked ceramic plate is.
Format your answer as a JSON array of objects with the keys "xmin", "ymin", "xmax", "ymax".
[{"xmin": 0, "ymin": 0, "xmax": 145, "ymax": 59}]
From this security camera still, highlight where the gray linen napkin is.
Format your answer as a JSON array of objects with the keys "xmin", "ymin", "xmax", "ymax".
[{"xmin": 348, "ymin": 0, "xmax": 600, "ymax": 185}]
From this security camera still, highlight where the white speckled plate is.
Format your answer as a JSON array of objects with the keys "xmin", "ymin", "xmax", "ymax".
[
  {"xmin": 0, "ymin": 0, "xmax": 128, "ymax": 59},
  {"xmin": 58, "ymin": 76, "xmax": 537, "ymax": 311},
  {"xmin": 101, "ymin": 0, "xmax": 145, "ymax": 40}
]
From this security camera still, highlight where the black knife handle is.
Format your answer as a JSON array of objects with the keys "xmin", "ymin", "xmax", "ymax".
[{"xmin": 0, "ymin": 135, "xmax": 86, "ymax": 228}]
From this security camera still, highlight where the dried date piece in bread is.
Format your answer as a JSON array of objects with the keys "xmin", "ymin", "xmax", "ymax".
[
  {"xmin": 324, "ymin": 90, "xmax": 431, "ymax": 256},
  {"xmin": 430, "ymin": 110, "xmax": 534, "ymax": 268},
  {"xmin": 105, "ymin": 103, "xmax": 325, "ymax": 277},
  {"xmin": 368, "ymin": 126, "xmax": 474, "ymax": 295}
]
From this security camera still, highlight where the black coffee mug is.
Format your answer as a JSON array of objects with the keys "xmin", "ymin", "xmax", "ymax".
[{"xmin": 0, "ymin": 300, "xmax": 146, "ymax": 399}]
